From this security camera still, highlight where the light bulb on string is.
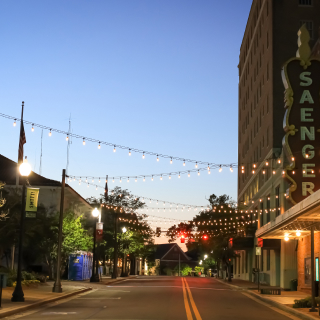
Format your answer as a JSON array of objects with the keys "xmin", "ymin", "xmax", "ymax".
[
  {"xmin": 31, "ymin": 124, "xmax": 34, "ymax": 132},
  {"xmin": 129, "ymin": 149, "xmax": 131, "ymax": 156},
  {"xmin": 49, "ymin": 130, "xmax": 52, "ymax": 137},
  {"xmin": 230, "ymin": 165, "xmax": 233, "ymax": 172},
  {"xmin": 99, "ymin": 178, "xmax": 101, "ymax": 183},
  {"xmin": 169, "ymin": 175, "xmax": 171, "ymax": 179},
  {"xmin": 112, "ymin": 178, "xmax": 115, "ymax": 183},
  {"xmin": 183, "ymin": 160, "xmax": 186, "ymax": 166},
  {"xmin": 170, "ymin": 158, "xmax": 173, "ymax": 164},
  {"xmin": 85, "ymin": 177, "xmax": 87, "ymax": 183},
  {"xmin": 188, "ymin": 171, "xmax": 190, "ymax": 177},
  {"xmin": 142, "ymin": 153, "xmax": 145, "ymax": 159},
  {"xmin": 83, "ymin": 138, "xmax": 85, "ymax": 145},
  {"xmin": 208, "ymin": 170, "xmax": 211, "ymax": 174},
  {"xmin": 98, "ymin": 142, "xmax": 101, "ymax": 149},
  {"xmin": 113, "ymin": 145, "xmax": 116, "ymax": 152},
  {"xmin": 198, "ymin": 171, "xmax": 200, "ymax": 176},
  {"xmin": 120, "ymin": 177, "xmax": 122, "ymax": 183},
  {"xmin": 13, "ymin": 119, "xmax": 16, "ymax": 127},
  {"xmin": 157, "ymin": 155, "xmax": 159, "ymax": 162},
  {"xmin": 152, "ymin": 176, "xmax": 154, "ymax": 181},
  {"xmin": 160, "ymin": 175, "xmax": 163, "ymax": 180},
  {"xmin": 127, "ymin": 177, "xmax": 129, "ymax": 183},
  {"xmin": 135, "ymin": 177, "xmax": 137, "ymax": 182},
  {"xmin": 207, "ymin": 164, "xmax": 210, "ymax": 171},
  {"xmin": 195, "ymin": 162, "xmax": 198, "ymax": 168},
  {"xmin": 219, "ymin": 165, "xmax": 222, "ymax": 172},
  {"xmin": 143, "ymin": 176, "xmax": 146, "ymax": 182},
  {"xmin": 66, "ymin": 135, "xmax": 69, "ymax": 141},
  {"xmin": 178, "ymin": 173, "xmax": 181, "ymax": 178}
]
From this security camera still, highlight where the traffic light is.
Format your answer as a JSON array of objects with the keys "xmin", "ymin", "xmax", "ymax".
[
  {"xmin": 180, "ymin": 234, "xmax": 185, "ymax": 243},
  {"xmin": 156, "ymin": 227, "xmax": 161, "ymax": 237},
  {"xmin": 202, "ymin": 235, "xmax": 208, "ymax": 240}
]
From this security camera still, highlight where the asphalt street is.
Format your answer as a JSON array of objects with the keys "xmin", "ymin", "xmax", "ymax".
[{"xmin": 7, "ymin": 277, "xmax": 300, "ymax": 320}]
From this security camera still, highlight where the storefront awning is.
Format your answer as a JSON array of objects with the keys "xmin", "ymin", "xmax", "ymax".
[{"xmin": 256, "ymin": 189, "xmax": 320, "ymax": 239}]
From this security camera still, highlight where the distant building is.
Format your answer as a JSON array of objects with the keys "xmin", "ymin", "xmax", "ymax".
[
  {"xmin": 236, "ymin": 0, "xmax": 320, "ymax": 290},
  {"xmin": 149, "ymin": 243, "xmax": 197, "ymax": 276}
]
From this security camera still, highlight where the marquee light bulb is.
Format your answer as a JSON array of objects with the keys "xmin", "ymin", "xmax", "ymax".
[
  {"xmin": 83, "ymin": 138, "xmax": 85, "ymax": 145},
  {"xmin": 13, "ymin": 119, "xmax": 17, "ymax": 126},
  {"xmin": 291, "ymin": 157, "xmax": 295, "ymax": 161},
  {"xmin": 262, "ymin": 170, "xmax": 265, "ymax": 174},
  {"xmin": 306, "ymin": 154, "xmax": 309, "ymax": 158},
  {"xmin": 219, "ymin": 165, "xmax": 222, "ymax": 173},
  {"xmin": 31, "ymin": 124, "xmax": 34, "ymax": 132},
  {"xmin": 49, "ymin": 130, "xmax": 52, "ymax": 137},
  {"xmin": 266, "ymin": 161, "xmax": 269, "ymax": 166},
  {"xmin": 278, "ymin": 159, "xmax": 281, "ymax": 164},
  {"xmin": 113, "ymin": 145, "xmax": 116, "ymax": 152}
]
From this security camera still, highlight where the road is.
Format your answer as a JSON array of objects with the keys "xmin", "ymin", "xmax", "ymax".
[{"xmin": 8, "ymin": 277, "xmax": 299, "ymax": 320}]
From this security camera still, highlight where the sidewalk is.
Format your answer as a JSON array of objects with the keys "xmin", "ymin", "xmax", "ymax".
[
  {"xmin": 0, "ymin": 283, "xmax": 90, "ymax": 319},
  {"xmin": 216, "ymin": 278, "xmax": 319, "ymax": 320}
]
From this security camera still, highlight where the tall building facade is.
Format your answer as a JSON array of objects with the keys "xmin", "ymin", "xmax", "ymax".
[{"xmin": 236, "ymin": 0, "xmax": 320, "ymax": 289}]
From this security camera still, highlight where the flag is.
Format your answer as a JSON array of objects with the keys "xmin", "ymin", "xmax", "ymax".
[
  {"xmin": 104, "ymin": 175, "xmax": 108, "ymax": 201},
  {"xmin": 18, "ymin": 102, "xmax": 26, "ymax": 164}
]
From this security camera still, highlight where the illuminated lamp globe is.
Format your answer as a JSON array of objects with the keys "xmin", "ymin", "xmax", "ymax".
[
  {"xmin": 122, "ymin": 227, "xmax": 127, "ymax": 233},
  {"xmin": 204, "ymin": 254, "xmax": 208, "ymax": 260},
  {"xmin": 92, "ymin": 208, "xmax": 99, "ymax": 217},
  {"xmin": 19, "ymin": 157, "xmax": 32, "ymax": 177}
]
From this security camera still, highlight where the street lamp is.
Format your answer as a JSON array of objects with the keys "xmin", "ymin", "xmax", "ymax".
[
  {"xmin": 12, "ymin": 157, "xmax": 31, "ymax": 302},
  {"xmin": 199, "ymin": 260, "xmax": 203, "ymax": 265},
  {"xmin": 90, "ymin": 207, "xmax": 100, "ymax": 282},
  {"xmin": 204, "ymin": 254, "xmax": 208, "ymax": 260},
  {"xmin": 121, "ymin": 226, "xmax": 128, "ymax": 277}
]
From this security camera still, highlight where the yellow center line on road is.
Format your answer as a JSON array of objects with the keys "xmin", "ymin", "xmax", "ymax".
[
  {"xmin": 182, "ymin": 278, "xmax": 193, "ymax": 320},
  {"xmin": 183, "ymin": 278, "xmax": 203, "ymax": 320}
]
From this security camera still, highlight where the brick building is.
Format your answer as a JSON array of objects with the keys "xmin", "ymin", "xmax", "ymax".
[{"xmin": 235, "ymin": 0, "xmax": 320, "ymax": 290}]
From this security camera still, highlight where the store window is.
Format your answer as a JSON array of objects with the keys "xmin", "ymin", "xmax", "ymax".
[{"xmin": 305, "ymin": 258, "xmax": 312, "ymax": 285}]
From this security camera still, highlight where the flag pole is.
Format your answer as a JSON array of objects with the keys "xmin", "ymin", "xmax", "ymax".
[{"xmin": 16, "ymin": 101, "xmax": 24, "ymax": 186}]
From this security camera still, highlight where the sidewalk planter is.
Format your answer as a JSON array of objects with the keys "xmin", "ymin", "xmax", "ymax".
[{"xmin": 290, "ymin": 279, "xmax": 298, "ymax": 291}]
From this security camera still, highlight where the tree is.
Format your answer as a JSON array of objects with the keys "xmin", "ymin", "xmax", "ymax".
[{"xmin": 166, "ymin": 222, "xmax": 193, "ymax": 243}]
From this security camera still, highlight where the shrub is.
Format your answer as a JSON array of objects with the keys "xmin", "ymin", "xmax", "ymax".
[
  {"xmin": 293, "ymin": 297, "xmax": 320, "ymax": 308},
  {"xmin": 163, "ymin": 267, "xmax": 173, "ymax": 276}
]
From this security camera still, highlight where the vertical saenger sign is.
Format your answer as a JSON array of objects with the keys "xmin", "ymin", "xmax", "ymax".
[
  {"xmin": 282, "ymin": 25, "xmax": 320, "ymax": 204},
  {"xmin": 25, "ymin": 188, "xmax": 39, "ymax": 218}
]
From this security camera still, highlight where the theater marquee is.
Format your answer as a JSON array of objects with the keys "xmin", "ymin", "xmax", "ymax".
[{"xmin": 282, "ymin": 25, "xmax": 320, "ymax": 204}]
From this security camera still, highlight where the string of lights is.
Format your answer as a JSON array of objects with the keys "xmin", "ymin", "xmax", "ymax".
[
  {"xmin": 3, "ymin": 112, "xmax": 237, "ymax": 168},
  {"xmin": 67, "ymin": 164, "xmax": 234, "ymax": 183},
  {"xmin": 71, "ymin": 179, "xmax": 208, "ymax": 209}
]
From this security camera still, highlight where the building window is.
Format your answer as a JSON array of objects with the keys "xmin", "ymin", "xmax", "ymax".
[
  {"xmin": 305, "ymin": 258, "xmax": 312, "ymax": 285},
  {"xmin": 300, "ymin": 20, "xmax": 314, "ymax": 39},
  {"xmin": 299, "ymin": 0, "xmax": 312, "ymax": 6}
]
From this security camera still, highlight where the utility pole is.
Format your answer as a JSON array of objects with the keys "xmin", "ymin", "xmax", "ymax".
[{"xmin": 52, "ymin": 169, "xmax": 66, "ymax": 293}]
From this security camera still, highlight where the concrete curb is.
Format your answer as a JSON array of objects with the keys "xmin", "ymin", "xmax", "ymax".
[
  {"xmin": 215, "ymin": 279, "xmax": 318, "ymax": 320},
  {"xmin": 103, "ymin": 275, "xmax": 139, "ymax": 285},
  {"xmin": 0, "ymin": 287, "xmax": 92, "ymax": 319}
]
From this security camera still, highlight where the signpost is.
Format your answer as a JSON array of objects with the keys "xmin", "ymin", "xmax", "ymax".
[{"xmin": 256, "ymin": 247, "xmax": 261, "ymax": 292}]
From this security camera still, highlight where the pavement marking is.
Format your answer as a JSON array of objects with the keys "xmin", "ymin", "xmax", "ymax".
[
  {"xmin": 184, "ymin": 278, "xmax": 202, "ymax": 320},
  {"xmin": 182, "ymin": 278, "xmax": 193, "ymax": 320},
  {"xmin": 42, "ymin": 312, "xmax": 78, "ymax": 315},
  {"xmin": 77, "ymin": 297, "xmax": 121, "ymax": 299},
  {"xmin": 107, "ymin": 285, "xmax": 183, "ymax": 288},
  {"xmin": 241, "ymin": 292, "xmax": 301, "ymax": 320}
]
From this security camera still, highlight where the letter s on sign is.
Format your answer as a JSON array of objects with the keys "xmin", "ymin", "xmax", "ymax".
[{"xmin": 300, "ymin": 72, "xmax": 312, "ymax": 86}]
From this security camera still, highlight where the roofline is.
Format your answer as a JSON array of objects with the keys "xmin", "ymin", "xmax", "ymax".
[{"xmin": 161, "ymin": 243, "xmax": 190, "ymax": 261}]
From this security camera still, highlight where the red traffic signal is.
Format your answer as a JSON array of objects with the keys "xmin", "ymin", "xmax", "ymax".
[
  {"xmin": 180, "ymin": 234, "xmax": 185, "ymax": 243},
  {"xmin": 202, "ymin": 235, "xmax": 208, "ymax": 240}
]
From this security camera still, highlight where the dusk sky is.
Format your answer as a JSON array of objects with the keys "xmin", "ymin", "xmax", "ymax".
[{"xmin": 0, "ymin": 0, "xmax": 252, "ymax": 240}]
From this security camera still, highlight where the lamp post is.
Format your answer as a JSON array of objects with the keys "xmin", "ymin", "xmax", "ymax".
[
  {"xmin": 12, "ymin": 157, "xmax": 31, "ymax": 302},
  {"xmin": 121, "ymin": 227, "xmax": 127, "ymax": 277},
  {"xmin": 90, "ymin": 208, "xmax": 100, "ymax": 282}
]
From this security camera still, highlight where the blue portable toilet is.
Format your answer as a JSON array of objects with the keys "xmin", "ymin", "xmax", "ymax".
[{"xmin": 68, "ymin": 251, "xmax": 93, "ymax": 281}]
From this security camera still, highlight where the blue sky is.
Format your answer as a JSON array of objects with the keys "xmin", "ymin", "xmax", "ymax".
[{"xmin": 0, "ymin": 0, "xmax": 252, "ymax": 232}]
